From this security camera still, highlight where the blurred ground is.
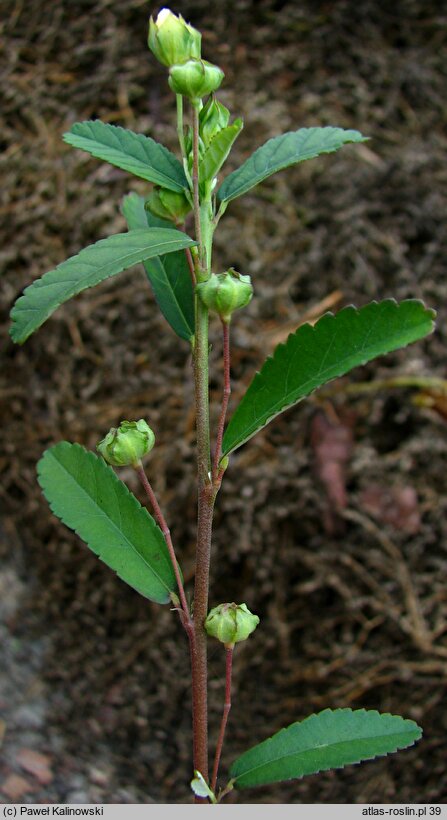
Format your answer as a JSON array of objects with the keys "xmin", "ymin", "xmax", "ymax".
[{"xmin": 1, "ymin": 0, "xmax": 447, "ymax": 805}]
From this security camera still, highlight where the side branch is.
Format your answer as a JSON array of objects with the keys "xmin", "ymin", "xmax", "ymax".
[
  {"xmin": 211, "ymin": 645, "xmax": 234, "ymax": 792},
  {"xmin": 135, "ymin": 463, "xmax": 191, "ymax": 630}
]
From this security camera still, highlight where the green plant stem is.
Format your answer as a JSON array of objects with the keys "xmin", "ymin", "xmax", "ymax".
[
  {"xmin": 190, "ymin": 102, "xmax": 214, "ymax": 791},
  {"xmin": 176, "ymin": 94, "xmax": 186, "ymax": 157},
  {"xmin": 211, "ymin": 645, "xmax": 234, "ymax": 793},
  {"xmin": 134, "ymin": 463, "xmax": 192, "ymax": 632},
  {"xmin": 176, "ymin": 94, "xmax": 192, "ymax": 188},
  {"xmin": 213, "ymin": 320, "xmax": 231, "ymax": 482},
  {"xmin": 192, "ymin": 104, "xmax": 203, "ymax": 271}
]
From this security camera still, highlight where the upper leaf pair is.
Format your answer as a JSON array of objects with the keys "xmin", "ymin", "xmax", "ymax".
[
  {"xmin": 63, "ymin": 120, "xmax": 366, "ymax": 207},
  {"xmin": 9, "ymin": 121, "xmax": 367, "ymax": 345}
]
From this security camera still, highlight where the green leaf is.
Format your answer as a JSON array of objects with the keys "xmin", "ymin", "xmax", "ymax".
[
  {"xmin": 63, "ymin": 120, "xmax": 188, "ymax": 193},
  {"xmin": 217, "ymin": 126, "xmax": 367, "ymax": 204},
  {"xmin": 37, "ymin": 442, "xmax": 178, "ymax": 604},
  {"xmin": 199, "ymin": 119, "xmax": 244, "ymax": 184},
  {"xmin": 10, "ymin": 228, "xmax": 196, "ymax": 344},
  {"xmin": 222, "ymin": 299, "xmax": 435, "ymax": 457},
  {"xmin": 121, "ymin": 193, "xmax": 194, "ymax": 342},
  {"xmin": 230, "ymin": 708, "xmax": 422, "ymax": 788}
]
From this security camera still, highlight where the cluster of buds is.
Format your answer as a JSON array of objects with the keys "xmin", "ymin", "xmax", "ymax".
[
  {"xmin": 205, "ymin": 603, "xmax": 260, "ymax": 649},
  {"xmin": 196, "ymin": 268, "xmax": 253, "ymax": 324},
  {"xmin": 97, "ymin": 420, "xmax": 155, "ymax": 468},
  {"xmin": 148, "ymin": 9, "xmax": 223, "ymax": 104},
  {"xmin": 199, "ymin": 96, "xmax": 231, "ymax": 147},
  {"xmin": 145, "ymin": 187, "xmax": 191, "ymax": 226},
  {"xmin": 182, "ymin": 97, "xmax": 242, "ymax": 190}
]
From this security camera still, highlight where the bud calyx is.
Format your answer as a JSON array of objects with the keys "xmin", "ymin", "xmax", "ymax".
[
  {"xmin": 148, "ymin": 9, "xmax": 201, "ymax": 68},
  {"xmin": 205, "ymin": 602, "xmax": 260, "ymax": 647},
  {"xmin": 97, "ymin": 420, "xmax": 155, "ymax": 468},
  {"xmin": 145, "ymin": 187, "xmax": 191, "ymax": 225},
  {"xmin": 196, "ymin": 269, "xmax": 253, "ymax": 323},
  {"xmin": 168, "ymin": 59, "xmax": 224, "ymax": 103},
  {"xmin": 199, "ymin": 96, "xmax": 230, "ymax": 146}
]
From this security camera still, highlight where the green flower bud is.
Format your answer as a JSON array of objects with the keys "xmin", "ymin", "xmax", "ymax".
[
  {"xmin": 168, "ymin": 59, "xmax": 224, "ymax": 103},
  {"xmin": 196, "ymin": 269, "xmax": 253, "ymax": 323},
  {"xmin": 145, "ymin": 187, "xmax": 191, "ymax": 225},
  {"xmin": 199, "ymin": 96, "xmax": 230, "ymax": 146},
  {"xmin": 148, "ymin": 8, "xmax": 201, "ymax": 68},
  {"xmin": 97, "ymin": 420, "xmax": 155, "ymax": 468},
  {"xmin": 205, "ymin": 603, "xmax": 260, "ymax": 648}
]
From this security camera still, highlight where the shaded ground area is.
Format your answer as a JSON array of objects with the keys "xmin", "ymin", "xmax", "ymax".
[{"xmin": 1, "ymin": 0, "xmax": 446, "ymax": 804}]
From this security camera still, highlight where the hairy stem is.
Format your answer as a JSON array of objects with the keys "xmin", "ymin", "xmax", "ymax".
[
  {"xmin": 190, "ymin": 102, "xmax": 214, "ymax": 791},
  {"xmin": 213, "ymin": 320, "xmax": 231, "ymax": 482},
  {"xmin": 211, "ymin": 646, "xmax": 234, "ymax": 792}
]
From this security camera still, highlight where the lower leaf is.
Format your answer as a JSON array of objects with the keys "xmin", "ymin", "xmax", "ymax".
[
  {"xmin": 37, "ymin": 442, "xmax": 178, "ymax": 604},
  {"xmin": 229, "ymin": 708, "xmax": 422, "ymax": 788}
]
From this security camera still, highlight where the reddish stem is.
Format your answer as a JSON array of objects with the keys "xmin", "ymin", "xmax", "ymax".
[
  {"xmin": 213, "ymin": 320, "xmax": 231, "ymax": 481},
  {"xmin": 185, "ymin": 247, "xmax": 197, "ymax": 287},
  {"xmin": 211, "ymin": 645, "xmax": 234, "ymax": 792},
  {"xmin": 190, "ymin": 104, "xmax": 213, "ymax": 795},
  {"xmin": 135, "ymin": 463, "xmax": 192, "ymax": 631}
]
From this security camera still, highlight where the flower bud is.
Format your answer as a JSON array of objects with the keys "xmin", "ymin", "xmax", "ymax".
[
  {"xmin": 148, "ymin": 9, "xmax": 201, "ymax": 68},
  {"xmin": 196, "ymin": 269, "xmax": 253, "ymax": 323},
  {"xmin": 145, "ymin": 187, "xmax": 191, "ymax": 225},
  {"xmin": 199, "ymin": 96, "xmax": 230, "ymax": 146},
  {"xmin": 168, "ymin": 59, "xmax": 224, "ymax": 103},
  {"xmin": 97, "ymin": 420, "xmax": 155, "ymax": 468},
  {"xmin": 205, "ymin": 603, "xmax": 260, "ymax": 648}
]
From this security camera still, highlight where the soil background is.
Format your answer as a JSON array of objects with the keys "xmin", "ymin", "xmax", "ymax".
[{"xmin": 1, "ymin": 0, "xmax": 447, "ymax": 805}]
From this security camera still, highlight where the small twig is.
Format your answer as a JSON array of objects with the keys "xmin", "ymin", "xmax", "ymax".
[
  {"xmin": 342, "ymin": 507, "xmax": 433, "ymax": 652},
  {"xmin": 211, "ymin": 645, "xmax": 234, "ymax": 792},
  {"xmin": 323, "ymin": 375, "xmax": 447, "ymax": 399},
  {"xmin": 135, "ymin": 462, "xmax": 192, "ymax": 631},
  {"xmin": 213, "ymin": 321, "xmax": 231, "ymax": 482}
]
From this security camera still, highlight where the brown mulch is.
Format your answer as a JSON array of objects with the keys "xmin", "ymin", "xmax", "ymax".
[{"xmin": 1, "ymin": 0, "xmax": 446, "ymax": 804}]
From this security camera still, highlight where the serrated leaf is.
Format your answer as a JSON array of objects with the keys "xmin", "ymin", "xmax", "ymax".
[
  {"xmin": 230, "ymin": 708, "xmax": 422, "ymax": 788},
  {"xmin": 10, "ymin": 228, "xmax": 196, "ymax": 344},
  {"xmin": 121, "ymin": 193, "xmax": 194, "ymax": 342},
  {"xmin": 199, "ymin": 119, "xmax": 244, "ymax": 184},
  {"xmin": 63, "ymin": 120, "xmax": 188, "ymax": 193},
  {"xmin": 217, "ymin": 126, "xmax": 367, "ymax": 204},
  {"xmin": 222, "ymin": 300, "xmax": 435, "ymax": 457},
  {"xmin": 37, "ymin": 442, "xmax": 178, "ymax": 603}
]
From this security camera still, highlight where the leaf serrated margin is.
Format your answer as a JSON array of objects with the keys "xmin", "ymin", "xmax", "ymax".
[
  {"xmin": 229, "ymin": 708, "xmax": 423, "ymax": 788},
  {"xmin": 37, "ymin": 442, "xmax": 177, "ymax": 603},
  {"xmin": 222, "ymin": 299, "xmax": 436, "ymax": 457},
  {"xmin": 10, "ymin": 228, "xmax": 196, "ymax": 343},
  {"xmin": 63, "ymin": 120, "xmax": 188, "ymax": 192},
  {"xmin": 217, "ymin": 126, "xmax": 367, "ymax": 203}
]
